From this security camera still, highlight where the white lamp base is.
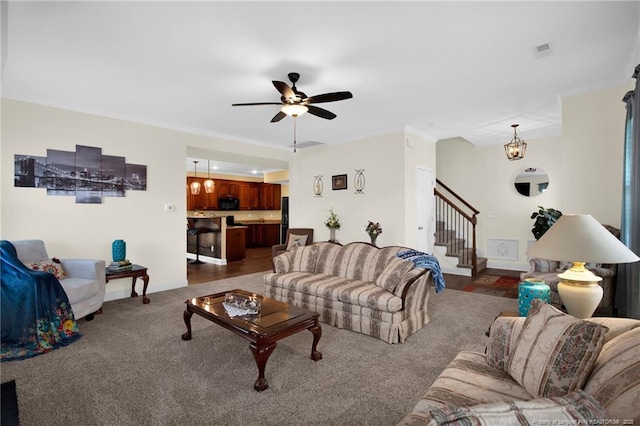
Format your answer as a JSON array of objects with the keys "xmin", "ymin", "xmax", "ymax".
[
  {"xmin": 557, "ymin": 280, "xmax": 603, "ymax": 319},
  {"xmin": 556, "ymin": 262, "xmax": 603, "ymax": 319}
]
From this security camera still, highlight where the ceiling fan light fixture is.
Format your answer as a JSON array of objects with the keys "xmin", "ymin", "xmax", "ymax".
[{"xmin": 281, "ymin": 104, "xmax": 309, "ymax": 117}]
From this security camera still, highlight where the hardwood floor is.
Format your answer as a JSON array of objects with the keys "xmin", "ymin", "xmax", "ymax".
[
  {"xmin": 187, "ymin": 248, "xmax": 523, "ymax": 288},
  {"xmin": 187, "ymin": 247, "xmax": 274, "ymax": 284}
]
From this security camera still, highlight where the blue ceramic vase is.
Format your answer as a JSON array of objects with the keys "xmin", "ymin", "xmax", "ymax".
[{"xmin": 112, "ymin": 239, "xmax": 127, "ymax": 262}]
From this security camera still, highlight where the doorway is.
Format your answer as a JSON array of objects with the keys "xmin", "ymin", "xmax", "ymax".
[{"xmin": 416, "ymin": 167, "xmax": 435, "ymax": 253}]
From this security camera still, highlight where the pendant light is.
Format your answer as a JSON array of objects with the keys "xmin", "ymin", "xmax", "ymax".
[
  {"xmin": 203, "ymin": 160, "xmax": 215, "ymax": 193},
  {"xmin": 190, "ymin": 161, "xmax": 201, "ymax": 195},
  {"xmin": 504, "ymin": 124, "xmax": 527, "ymax": 161}
]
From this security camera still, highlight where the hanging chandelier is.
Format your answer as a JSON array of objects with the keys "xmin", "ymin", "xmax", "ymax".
[
  {"xmin": 203, "ymin": 160, "xmax": 215, "ymax": 193},
  {"xmin": 190, "ymin": 161, "xmax": 201, "ymax": 195},
  {"xmin": 504, "ymin": 124, "xmax": 527, "ymax": 161}
]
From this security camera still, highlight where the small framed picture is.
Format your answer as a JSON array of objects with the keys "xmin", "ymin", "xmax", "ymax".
[{"xmin": 332, "ymin": 174, "xmax": 347, "ymax": 190}]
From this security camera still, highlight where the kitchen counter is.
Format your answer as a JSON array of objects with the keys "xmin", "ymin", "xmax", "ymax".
[{"xmin": 239, "ymin": 219, "xmax": 281, "ymax": 225}]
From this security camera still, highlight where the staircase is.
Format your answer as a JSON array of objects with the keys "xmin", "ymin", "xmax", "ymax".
[
  {"xmin": 434, "ymin": 220, "xmax": 487, "ymax": 276},
  {"xmin": 434, "ymin": 179, "xmax": 487, "ymax": 277}
]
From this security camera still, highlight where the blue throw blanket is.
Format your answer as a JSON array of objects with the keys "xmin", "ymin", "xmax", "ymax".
[
  {"xmin": 397, "ymin": 250, "xmax": 446, "ymax": 293},
  {"xmin": 1, "ymin": 240, "xmax": 81, "ymax": 361}
]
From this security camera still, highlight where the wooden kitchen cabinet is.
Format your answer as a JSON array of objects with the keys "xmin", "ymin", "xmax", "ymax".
[
  {"xmin": 260, "ymin": 184, "xmax": 281, "ymax": 210},
  {"xmin": 188, "ymin": 178, "xmax": 280, "ymax": 211},
  {"xmin": 238, "ymin": 183, "xmax": 260, "ymax": 210},
  {"xmin": 218, "ymin": 180, "xmax": 239, "ymax": 198},
  {"xmin": 245, "ymin": 223, "xmax": 280, "ymax": 248}
]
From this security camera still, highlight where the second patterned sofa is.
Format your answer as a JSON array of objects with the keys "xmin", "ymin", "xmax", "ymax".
[{"xmin": 264, "ymin": 241, "xmax": 434, "ymax": 344}]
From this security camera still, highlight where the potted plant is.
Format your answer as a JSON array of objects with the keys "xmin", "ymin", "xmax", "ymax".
[
  {"xmin": 325, "ymin": 209, "xmax": 340, "ymax": 242},
  {"xmin": 530, "ymin": 206, "xmax": 562, "ymax": 240}
]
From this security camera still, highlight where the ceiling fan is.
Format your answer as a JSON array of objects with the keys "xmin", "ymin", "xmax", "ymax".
[{"xmin": 232, "ymin": 72, "xmax": 353, "ymax": 123}]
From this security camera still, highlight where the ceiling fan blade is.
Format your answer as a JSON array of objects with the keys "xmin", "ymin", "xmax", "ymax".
[
  {"xmin": 272, "ymin": 81, "xmax": 295, "ymax": 100},
  {"xmin": 307, "ymin": 105, "xmax": 337, "ymax": 120},
  {"xmin": 271, "ymin": 111, "xmax": 287, "ymax": 122},
  {"xmin": 232, "ymin": 102, "xmax": 283, "ymax": 106},
  {"xmin": 303, "ymin": 91, "xmax": 353, "ymax": 104}
]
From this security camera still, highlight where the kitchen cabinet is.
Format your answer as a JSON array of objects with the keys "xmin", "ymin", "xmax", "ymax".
[
  {"xmin": 238, "ymin": 183, "xmax": 261, "ymax": 210},
  {"xmin": 260, "ymin": 184, "xmax": 281, "ymax": 210},
  {"xmin": 226, "ymin": 227, "xmax": 246, "ymax": 262},
  {"xmin": 187, "ymin": 177, "xmax": 280, "ymax": 211},
  {"xmin": 218, "ymin": 180, "xmax": 239, "ymax": 198},
  {"xmin": 246, "ymin": 223, "xmax": 280, "ymax": 248}
]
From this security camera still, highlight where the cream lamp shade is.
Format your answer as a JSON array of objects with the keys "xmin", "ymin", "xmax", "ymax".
[{"xmin": 526, "ymin": 214, "xmax": 640, "ymax": 318}]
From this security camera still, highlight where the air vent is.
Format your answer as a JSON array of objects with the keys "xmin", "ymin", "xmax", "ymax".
[
  {"xmin": 289, "ymin": 140, "xmax": 324, "ymax": 149},
  {"xmin": 533, "ymin": 42, "xmax": 553, "ymax": 59}
]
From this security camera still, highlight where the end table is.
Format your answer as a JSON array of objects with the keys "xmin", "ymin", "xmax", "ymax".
[{"xmin": 105, "ymin": 264, "xmax": 150, "ymax": 304}]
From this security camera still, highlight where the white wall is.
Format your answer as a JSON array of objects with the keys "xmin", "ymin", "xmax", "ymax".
[
  {"xmin": 1, "ymin": 99, "xmax": 288, "ymax": 300},
  {"xmin": 436, "ymin": 83, "xmax": 630, "ymax": 270},
  {"xmin": 289, "ymin": 131, "xmax": 410, "ymax": 246}
]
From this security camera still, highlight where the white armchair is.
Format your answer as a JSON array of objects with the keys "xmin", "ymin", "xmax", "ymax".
[{"xmin": 11, "ymin": 240, "xmax": 106, "ymax": 320}]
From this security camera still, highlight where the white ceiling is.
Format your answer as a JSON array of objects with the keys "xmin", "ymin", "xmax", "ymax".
[{"xmin": 3, "ymin": 1, "xmax": 639, "ymax": 157}]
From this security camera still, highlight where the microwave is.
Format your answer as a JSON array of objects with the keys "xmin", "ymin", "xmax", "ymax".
[{"xmin": 218, "ymin": 197, "xmax": 239, "ymax": 211}]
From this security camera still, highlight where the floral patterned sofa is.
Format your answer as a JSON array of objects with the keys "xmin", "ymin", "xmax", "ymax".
[
  {"xmin": 264, "ymin": 242, "xmax": 434, "ymax": 344},
  {"xmin": 397, "ymin": 299, "xmax": 640, "ymax": 424}
]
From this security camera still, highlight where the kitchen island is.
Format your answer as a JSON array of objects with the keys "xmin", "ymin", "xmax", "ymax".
[
  {"xmin": 187, "ymin": 216, "xmax": 222, "ymax": 261},
  {"xmin": 187, "ymin": 215, "xmax": 282, "ymax": 264}
]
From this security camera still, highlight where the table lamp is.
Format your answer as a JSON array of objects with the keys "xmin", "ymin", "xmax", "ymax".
[{"xmin": 526, "ymin": 214, "xmax": 639, "ymax": 318}]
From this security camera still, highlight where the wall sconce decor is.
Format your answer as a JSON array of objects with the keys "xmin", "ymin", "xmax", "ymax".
[
  {"xmin": 354, "ymin": 169, "xmax": 365, "ymax": 194},
  {"xmin": 504, "ymin": 124, "xmax": 527, "ymax": 161},
  {"xmin": 332, "ymin": 174, "xmax": 348, "ymax": 190},
  {"xmin": 14, "ymin": 144, "xmax": 147, "ymax": 204},
  {"xmin": 313, "ymin": 176, "xmax": 323, "ymax": 197}
]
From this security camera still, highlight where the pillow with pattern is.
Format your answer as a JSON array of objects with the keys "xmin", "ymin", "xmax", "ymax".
[
  {"xmin": 506, "ymin": 299, "xmax": 608, "ymax": 398},
  {"xmin": 29, "ymin": 258, "xmax": 67, "ymax": 280},
  {"xmin": 286, "ymin": 234, "xmax": 308, "ymax": 250}
]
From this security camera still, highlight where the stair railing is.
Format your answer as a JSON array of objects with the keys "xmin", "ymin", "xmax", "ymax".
[{"xmin": 434, "ymin": 179, "xmax": 480, "ymax": 276}]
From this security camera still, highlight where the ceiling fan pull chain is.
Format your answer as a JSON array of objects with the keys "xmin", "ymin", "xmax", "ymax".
[{"xmin": 293, "ymin": 116, "xmax": 297, "ymax": 153}]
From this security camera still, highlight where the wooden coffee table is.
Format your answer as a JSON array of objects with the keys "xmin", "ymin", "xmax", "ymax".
[{"xmin": 181, "ymin": 289, "xmax": 322, "ymax": 391}]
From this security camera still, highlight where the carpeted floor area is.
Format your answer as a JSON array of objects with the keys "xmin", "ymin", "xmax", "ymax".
[
  {"xmin": 460, "ymin": 274, "xmax": 521, "ymax": 299},
  {"xmin": 0, "ymin": 271, "xmax": 518, "ymax": 426}
]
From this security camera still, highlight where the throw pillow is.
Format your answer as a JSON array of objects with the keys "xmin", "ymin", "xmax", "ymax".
[
  {"xmin": 28, "ymin": 258, "xmax": 67, "ymax": 280},
  {"xmin": 506, "ymin": 299, "xmax": 608, "ymax": 398},
  {"xmin": 286, "ymin": 234, "xmax": 308, "ymax": 250},
  {"xmin": 374, "ymin": 257, "xmax": 414, "ymax": 292},
  {"xmin": 556, "ymin": 261, "xmax": 573, "ymax": 272},
  {"xmin": 423, "ymin": 390, "xmax": 606, "ymax": 426}
]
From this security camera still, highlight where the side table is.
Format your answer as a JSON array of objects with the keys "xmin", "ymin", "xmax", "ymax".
[{"xmin": 105, "ymin": 264, "xmax": 150, "ymax": 304}]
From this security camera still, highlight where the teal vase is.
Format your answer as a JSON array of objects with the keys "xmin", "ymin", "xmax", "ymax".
[{"xmin": 112, "ymin": 239, "xmax": 126, "ymax": 262}]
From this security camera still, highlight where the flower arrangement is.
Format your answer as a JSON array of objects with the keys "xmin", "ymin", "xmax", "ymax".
[
  {"xmin": 366, "ymin": 221, "xmax": 382, "ymax": 245},
  {"xmin": 325, "ymin": 209, "xmax": 341, "ymax": 229},
  {"xmin": 366, "ymin": 221, "xmax": 382, "ymax": 238}
]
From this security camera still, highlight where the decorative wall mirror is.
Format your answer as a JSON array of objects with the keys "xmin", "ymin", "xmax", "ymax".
[{"xmin": 513, "ymin": 167, "xmax": 549, "ymax": 197}]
